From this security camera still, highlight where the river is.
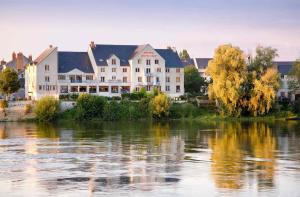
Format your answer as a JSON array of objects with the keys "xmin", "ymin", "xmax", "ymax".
[{"xmin": 0, "ymin": 121, "xmax": 299, "ymax": 196}]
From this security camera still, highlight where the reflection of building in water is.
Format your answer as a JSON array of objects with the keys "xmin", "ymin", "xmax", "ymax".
[{"xmin": 209, "ymin": 122, "xmax": 277, "ymax": 190}]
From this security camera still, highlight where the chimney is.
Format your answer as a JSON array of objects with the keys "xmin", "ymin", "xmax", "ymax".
[
  {"xmin": 28, "ymin": 55, "xmax": 33, "ymax": 62},
  {"xmin": 49, "ymin": 44, "xmax": 53, "ymax": 48},
  {"xmin": 12, "ymin": 52, "xmax": 17, "ymax": 61},
  {"xmin": 16, "ymin": 52, "xmax": 24, "ymax": 71},
  {"xmin": 90, "ymin": 41, "xmax": 95, "ymax": 49}
]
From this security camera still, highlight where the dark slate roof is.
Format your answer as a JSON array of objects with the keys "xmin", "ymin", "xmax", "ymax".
[
  {"xmin": 181, "ymin": 58, "xmax": 195, "ymax": 67},
  {"xmin": 58, "ymin": 52, "xmax": 94, "ymax": 73},
  {"xmin": 195, "ymin": 58, "xmax": 212, "ymax": 69},
  {"xmin": 156, "ymin": 49, "xmax": 183, "ymax": 68},
  {"xmin": 91, "ymin": 44, "xmax": 138, "ymax": 66},
  {"xmin": 275, "ymin": 61, "xmax": 294, "ymax": 75},
  {"xmin": 91, "ymin": 44, "xmax": 183, "ymax": 68}
]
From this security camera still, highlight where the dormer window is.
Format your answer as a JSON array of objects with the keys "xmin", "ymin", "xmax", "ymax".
[
  {"xmin": 155, "ymin": 60, "xmax": 159, "ymax": 64},
  {"xmin": 138, "ymin": 59, "xmax": 142, "ymax": 64},
  {"xmin": 146, "ymin": 60, "xmax": 151, "ymax": 65},
  {"xmin": 112, "ymin": 59, "xmax": 116, "ymax": 65}
]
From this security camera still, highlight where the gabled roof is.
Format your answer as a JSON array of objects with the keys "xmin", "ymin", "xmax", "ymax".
[
  {"xmin": 58, "ymin": 52, "xmax": 94, "ymax": 73},
  {"xmin": 181, "ymin": 58, "xmax": 195, "ymax": 67},
  {"xmin": 34, "ymin": 46, "xmax": 57, "ymax": 64},
  {"xmin": 275, "ymin": 61, "xmax": 294, "ymax": 75},
  {"xmin": 91, "ymin": 44, "xmax": 138, "ymax": 66},
  {"xmin": 195, "ymin": 58, "xmax": 212, "ymax": 69},
  {"xmin": 156, "ymin": 49, "xmax": 183, "ymax": 68},
  {"xmin": 6, "ymin": 54, "xmax": 30, "ymax": 71}
]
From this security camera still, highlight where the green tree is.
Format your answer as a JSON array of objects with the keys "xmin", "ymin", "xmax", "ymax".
[
  {"xmin": 207, "ymin": 44, "xmax": 248, "ymax": 116},
  {"xmin": 179, "ymin": 49, "xmax": 190, "ymax": 60},
  {"xmin": 0, "ymin": 68, "xmax": 20, "ymax": 100},
  {"xmin": 34, "ymin": 96, "xmax": 60, "ymax": 122},
  {"xmin": 150, "ymin": 93, "xmax": 171, "ymax": 119},
  {"xmin": 184, "ymin": 65, "xmax": 206, "ymax": 94},
  {"xmin": 288, "ymin": 60, "xmax": 300, "ymax": 94}
]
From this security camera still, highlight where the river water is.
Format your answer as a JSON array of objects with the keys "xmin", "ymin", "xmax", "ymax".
[{"xmin": 0, "ymin": 121, "xmax": 299, "ymax": 196}]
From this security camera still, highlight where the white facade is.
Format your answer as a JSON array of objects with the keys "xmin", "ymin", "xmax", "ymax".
[{"xmin": 25, "ymin": 44, "xmax": 184, "ymax": 100}]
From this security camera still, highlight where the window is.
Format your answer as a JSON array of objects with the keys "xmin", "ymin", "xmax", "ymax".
[
  {"xmin": 99, "ymin": 86, "xmax": 109, "ymax": 92},
  {"xmin": 156, "ymin": 77, "xmax": 160, "ymax": 83},
  {"xmin": 166, "ymin": 85, "xmax": 170, "ymax": 91},
  {"xmin": 112, "ymin": 58, "xmax": 116, "ymax": 65},
  {"xmin": 176, "ymin": 77, "xmax": 180, "ymax": 82},
  {"xmin": 166, "ymin": 77, "xmax": 170, "ymax": 82},
  {"xmin": 146, "ymin": 68, "xmax": 151, "ymax": 74},
  {"xmin": 111, "ymin": 86, "xmax": 119, "ymax": 93},
  {"xmin": 146, "ymin": 60, "xmax": 151, "ymax": 65},
  {"xmin": 45, "ymin": 76, "xmax": 50, "ymax": 82},
  {"xmin": 45, "ymin": 64, "xmax": 49, "ymax": 71},
  {"xmin": 89, "ymin": 86, "xmax": 97, "ymax": 93},
  {"xmin": 112, "ymin": 68, "xmax": 116, "ymax": 72},
  {"xmin": 52, "ymin": 85, "xmax": 56, "ymax": 91},
  {"xmin": 100, "ymin": 67, "xmax": 105, "ymax": 72},
  {"xmin": 86, "ymin": 75, "xmax": 93, "ymax": 80},
  {"xmin": 79, "ymin": 86, "xmax": 87, "ymax": 92},
  {"xmin": 135, "ymin": 67, "xmax": 140, "ymax": 72},
  {"xmin": 70, "ymin": 86, "xmax": 78, "ymax": 92},
  {"xmin": 112, "ymin": 76, "xmax": 116, "ymax": 80},
  {"xmin": 60, "ymin": 86, "xmax": 68, "ymax": 93},
  {"xmin": 155, "ymin": 60, "xmax": 159, "ymax": 64},
  {"xmin": 281, "ymin": 74, "xmax": 285, "ymax": 79},
  {"xmin": 146, "ymin": 85, "xmax": 151, "ymax": 91},
  {"xmin": 176, "ymin": 85, "xmax": 181, "ymax": 92},
  {"xmin": 176, "ymin": 68, "xmax": 181, "ymax": 73},
  {"xmin": 58, "ymin": 75, "xmax": 65, "ymax": 80},
  {"xmin": 123, "ymin": 77, "xmax": 127, "ymax": 83},
  {"xmin": 100, "ymin": 76, "xmax": 105, "ymax": 82},
  {"xmin": 123, "ymin": 68, "xmax": 127, "ymax": 72},
  {"xmin": 166, "ymin": 68, "xmax": 170, "ymax": 73},
  {"xmin": 147, "ymin": 76, "xmax": 151, "ymax": 82},
  {"xmin": 138, "ymin": 59, "xmax": 142, "ymax": 64},
  {"xmin": 138, "ymin": 77, "xmax": 142, "ymax": 82},
  {"xmin": 39, "ymin": 85, "xmax": 42, "ymax": 90},
  {"xmin": 157, "ymin": 68, "xmax": 161, "ymax": 72},
  {"xmin": 135, "ymin": 87, "xmax": 140, "ymax": 92}
]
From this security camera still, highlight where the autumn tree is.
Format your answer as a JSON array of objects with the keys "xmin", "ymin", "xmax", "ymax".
[
  {"xmin": 150, "ymin": 93, "xmax": 171, "ymax": 119},
  {"xmin": 184, "ymin": 65, "xmax": 206, "ymax": 94},
  {"xmin": 0, "ymin": 68, "xmax": 20, "ymax": 100},
  {"xmin": 288, "ymin": 60, "xmax": 300, "ymax": 94},
  {"xmin": 179, "ymin": 49, "xmax": 191, "ymax": 60},
  {"xmin": 247, "ymin": 46, "xmax": 280, "ymax": 116},
  {"xmin": 207, "ymin": 44, "xmax": 248, "ymax": 116}
]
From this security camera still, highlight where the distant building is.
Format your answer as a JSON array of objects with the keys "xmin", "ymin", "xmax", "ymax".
[
  {"xmin": 1, "ymin": 52, "xmax": 32, "ymax": 99},
  {"xmin": 25, "ymin": 43, "xmax": 185, "ymax": 100}
]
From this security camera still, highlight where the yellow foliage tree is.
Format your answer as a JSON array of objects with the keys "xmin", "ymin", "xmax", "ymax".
[
  {"xmin": 248, "ymin": 68, "xmax": 280, "ymax": 116},
  {"xmin": 150, "ymin": 93, "xmax": 171, "ymax": 118},
  {"xmin": 207, "ymin": 44, "xmax": 248, "ymax": 116}
]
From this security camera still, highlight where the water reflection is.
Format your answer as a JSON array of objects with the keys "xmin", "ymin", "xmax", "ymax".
[{"xmin": 0, "ymin": 121, "xmax": 299, "ymax": 196}]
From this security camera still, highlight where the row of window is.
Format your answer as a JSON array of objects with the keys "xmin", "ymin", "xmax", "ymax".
[
  {"xmin": 60, "ymin": 85, "xmax": 131, "ymax": 94},
  {"xmin": 135, "ymin": 85, "xmax": 181, "ymax": 92},
  {"xmin": 111, "ymin": 59, "xmax": 160, "ymax": 65},
  {"xmin": 137, "ymin": 76, "xmax": 181, "ymax": 83},
  {"xmin": 100, "ymin": 67, "xmax": 181, "ymax": 73},
  {"xmin": 39, "ymin": 85, "xmax": 56, "ymax": 91}
]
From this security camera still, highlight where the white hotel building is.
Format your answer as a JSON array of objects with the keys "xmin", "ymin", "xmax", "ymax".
[{"xmin": 25, "ymin": 43, "xmax": 184, "ymax": 100}]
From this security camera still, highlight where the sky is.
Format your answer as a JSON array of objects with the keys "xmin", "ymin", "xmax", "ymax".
[{"xmin": 0, "ymin": 0, "xmax": 300, "ymax": 61}]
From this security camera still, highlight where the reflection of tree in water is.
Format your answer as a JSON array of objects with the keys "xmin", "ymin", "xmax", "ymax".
[{"xmin": 209, "ymin": 122, "xmax": 276, "ymax": 190}]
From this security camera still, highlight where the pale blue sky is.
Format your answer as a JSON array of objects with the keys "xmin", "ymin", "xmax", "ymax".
[{"xmin": 0, "ymin": 0, "xmax": 300, "ymax": 61}]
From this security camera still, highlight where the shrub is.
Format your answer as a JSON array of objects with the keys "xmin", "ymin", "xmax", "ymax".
[
  {"xmin": 0, "ymin": 100, "xmax": 8, "ymax": 109},
  {"xmin": 75, "ymin": 94, "xmax": 107, "ymax": 120},
  {"xmin": 169, "ymin": 103, "xmax": 200, "ymax": 119},
  {"xmin": 24, "ymin": 104, "xmax": 32, "ymax": 115},
  {"xmin": 291, "ymin": 100, "xmax": 300, "ymax": 114},
  {"xmin": 34, "ymin": 96, "xmax": 60, "ymax": 122},
  {"xmin": 103, "ymin": 100, "xmax": 122, "ymax": 121},
  {"xmin": 149, "ymin": 93, "xmax": 170, "ymax": 119}
]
